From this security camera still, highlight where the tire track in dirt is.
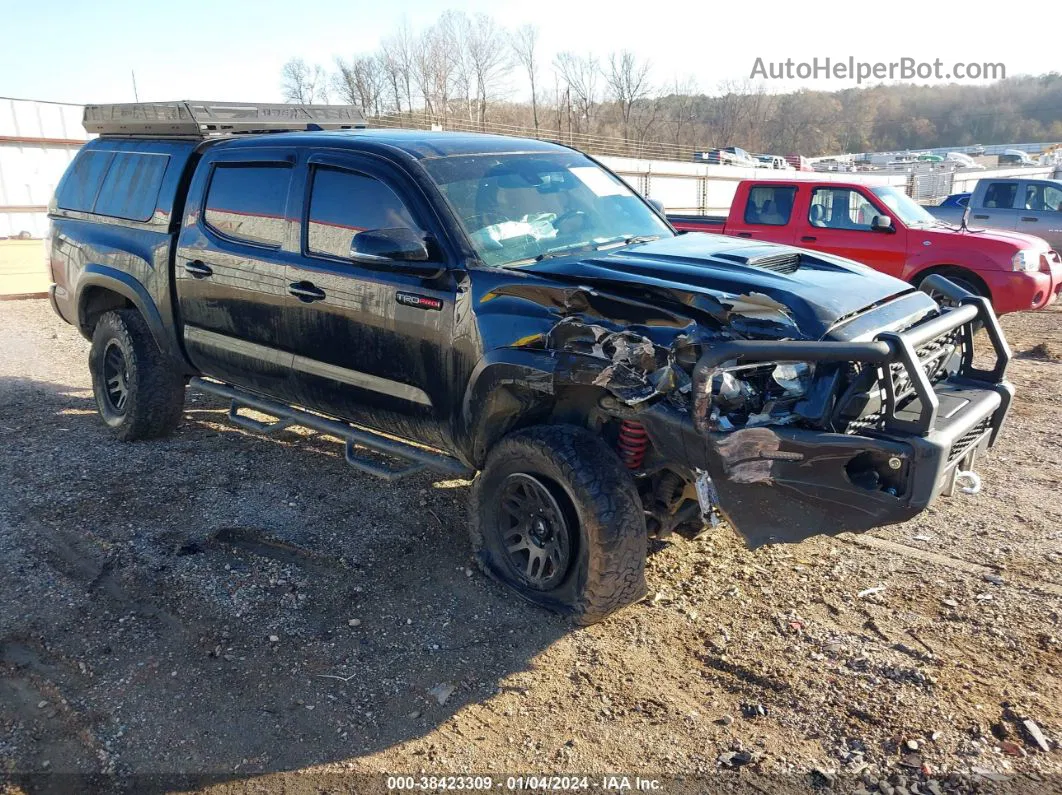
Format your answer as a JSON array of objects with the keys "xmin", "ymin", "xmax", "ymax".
[{"xmin": 842, "ymin": 534, "xmax": 1062, "ymax": 598}]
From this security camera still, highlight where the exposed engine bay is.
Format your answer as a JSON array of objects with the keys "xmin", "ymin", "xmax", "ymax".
[{"xmin": 537, "ymin": 286, "xmax": 993, "ymax": 544}]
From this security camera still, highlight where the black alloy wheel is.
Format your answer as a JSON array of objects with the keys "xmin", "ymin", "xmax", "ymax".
[
  {"xmin": 102, "ymin": 341, "xmax": 130, "ymax": 414},
  {"xmin": 497, "ymin": 473, "xmax": 572, "ymax": 590}
]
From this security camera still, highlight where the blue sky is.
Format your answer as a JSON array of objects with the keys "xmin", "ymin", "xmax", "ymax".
[{"xmin": 2, "ymin": 0, "xmax": 1057, "ymax": 104}]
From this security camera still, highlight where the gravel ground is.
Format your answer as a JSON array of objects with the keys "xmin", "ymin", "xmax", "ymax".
[{"xmin": 1, "ymin": 299, "xmax": 1060, "ymax": 794}]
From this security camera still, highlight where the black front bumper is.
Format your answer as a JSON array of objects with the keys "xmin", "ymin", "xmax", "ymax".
[{"xmin": 641, "ymin": 276, "xmax": 1014, "ymax": 547}]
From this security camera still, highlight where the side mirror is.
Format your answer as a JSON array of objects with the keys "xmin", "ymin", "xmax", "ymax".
[
  {"xmin": 351, "ymin": 227, "xmax": 429, "ymax": 262},
  {"xmin": 648, "ymin": 198, "xmax": 665, "ymax": 214},
  {"xmin": 350, "ymin": 228, "xmax": 444, "ymax": 277},
  {"xmin": 871, "ymin": 214, "xmax": 894, "ymax": 233}
]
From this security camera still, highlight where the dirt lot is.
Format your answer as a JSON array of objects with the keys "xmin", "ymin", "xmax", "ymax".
[{"xmin": 1, "ymin": 299, "xmax": 1061, "ymax": 794}]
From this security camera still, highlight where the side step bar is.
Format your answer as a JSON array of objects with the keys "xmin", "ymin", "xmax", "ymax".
[{"xmin": 190, "ymin": 378, "xmax": 472, "ymax": 482}]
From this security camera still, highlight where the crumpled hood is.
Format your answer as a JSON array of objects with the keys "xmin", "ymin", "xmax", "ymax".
[{"xmin": 518, "ymin": 232, "xmax": 916, "ymax": 339}]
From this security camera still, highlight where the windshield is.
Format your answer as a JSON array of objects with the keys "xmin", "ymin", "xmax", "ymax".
[
  {"xmin": 871, "ymin": 186, "xmax": 938, "ymax": 226},
  {"xmin": 423, "ymin": 152, "xmax": 672, "ymax": 266}
]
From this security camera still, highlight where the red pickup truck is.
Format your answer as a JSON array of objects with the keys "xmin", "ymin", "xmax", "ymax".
[{"xmin": 669, "ymin": 180, "xmax": 1062, "ymax": 314}]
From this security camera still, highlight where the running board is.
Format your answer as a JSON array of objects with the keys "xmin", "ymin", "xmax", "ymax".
[{"xmin": 190, "ymin": 378, "xmax": 471, "ymax": 482}]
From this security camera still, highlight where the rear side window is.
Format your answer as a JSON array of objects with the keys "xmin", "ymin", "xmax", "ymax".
[
  {"xmin": 983, "ymin": 182, "xmax": 1017, "ymax": 209},
  {"xmin": 56, "ymin": 150, "xmax": 113, "ymax": 212},
  {"xmin": 744, "ymin": 185, "xmax": 796, "ymax": 226},
  {"xmin": 93, "ymin": 152, "xmax": 170, "ymax": 222},
  {"xmin": 306, "ymin": 166, "xmax": 420, "ymax": 260},
  {"xmin": 204, "ymin": 164, "xmax": 292, "ymax": 247}
]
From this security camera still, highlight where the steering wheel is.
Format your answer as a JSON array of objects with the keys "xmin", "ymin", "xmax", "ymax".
[
  {"xmin": 552, "ymin": 209, "xmax": 588, "ymax": 231},
  {"xmin": 463, "ymin": 211, "xmax": 509, "ymax": 231}
]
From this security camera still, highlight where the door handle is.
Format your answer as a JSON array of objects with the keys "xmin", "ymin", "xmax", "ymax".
[
  {"xmin": 1021, "ymin": 216, "xmax": 1038, "ymax": 222},
  {"xmin": 972, "ymin": 214, "xmax": 989, "ymax": 219},
  {"xmin": 801, "ymin": 235, "xmax": 817, "ymax": 242},
  {"xmin": 737, "ymin": 231, "xmax": 752, "ymax": 238},
  {"xmin": 184, "ymin": 260, "xmax": 213, "ymax": 278},
  {"xmin": 288, "ymin": 281, "xmax": 326, "ymax": 302}
]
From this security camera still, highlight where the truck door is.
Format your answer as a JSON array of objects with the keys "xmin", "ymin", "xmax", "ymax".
[
  {"xmin": 174, "ymin": 147, "xmax": 303, "ymax": 404},
  {"xmin": 724, "ymin": 183, "xmax": 798, "ymax": 245},
  {"xmin": 802, "ymin": 187, "xmax": 907, "ymax": 278},
  {"xmin": 283, "ymin": 152, "xmax": 458, "ymax": 449},
  {"xmin": 1015, "ymin": 181, "xmax": 1062, "ymax": 252},
  {"xmin": 971, "ymin": 181, "xmax": 1020, "ymax": 231}
]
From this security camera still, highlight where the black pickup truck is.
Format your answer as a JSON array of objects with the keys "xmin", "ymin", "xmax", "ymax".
[{"xmin": 47, "ymin": 102, "xmax": 1014, "ymax": 623}]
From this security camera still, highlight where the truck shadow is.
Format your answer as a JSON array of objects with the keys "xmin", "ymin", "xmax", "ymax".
[{"xmin": 0, "ymin": 378, "xmax": 576, "ymax": 793}]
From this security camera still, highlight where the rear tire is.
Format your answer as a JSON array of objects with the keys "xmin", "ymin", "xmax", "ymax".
[
  {"xmin": 470, "ymin": 424, "xmax": 648, "ymax": 625},
  {"xmin": 89, "ymin": 309, "xmax": 185, "ymax": 441}
]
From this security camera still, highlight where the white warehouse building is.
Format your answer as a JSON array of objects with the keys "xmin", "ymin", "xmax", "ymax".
[{"xmin": 0, "ymin": 97, "xmax": 89, "ymax": 238}]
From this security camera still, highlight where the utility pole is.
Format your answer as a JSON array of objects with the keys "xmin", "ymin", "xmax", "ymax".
[
  {"xmin": 566, "ymin": 87, "xmax": 572, "ymax": 146},
  {"xmin": 131, "ymin": 70, "xmax": 139, "ymax": 102}
]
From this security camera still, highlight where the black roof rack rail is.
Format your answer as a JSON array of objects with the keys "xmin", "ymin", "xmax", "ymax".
[{"xmin": 83, "ymin": 101, "xmax": 368, "ymax": 138}]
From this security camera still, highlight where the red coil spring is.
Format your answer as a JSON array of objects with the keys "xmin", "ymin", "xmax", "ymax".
[{"xmin": 617, "ymin": 420, "xmax": 650, "ymax": 470}]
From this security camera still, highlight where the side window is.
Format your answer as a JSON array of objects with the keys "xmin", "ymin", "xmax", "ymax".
[
  {"xmin": 809, "ymin": 188, "xmax": 877, "ymax": 230},
  {"xmin": 744, "ymin": 185, "xmax": 795, "ymax": 226},
  {"xmin": 983, "ymin": 182, "xmax": 1017, "ymax": 209},
  {"xmin": 306, "ymin": 166, "xmax": 421, "ymax": 260},
  {"xmin": 93, "ymin": 152, "xmax": 170, "ymax": 222},
  {"xmin": 204, "ymin": 163, "xmax": 292, "ymax": 247},
  {"xmin": 1045, "ymin": 185, "xmax": 1062, "ymax": 212},
  {"xmin": 1024, "ymin": 184, "xmax": 1062, "ymax": 212},
  {"xmin": 56, "ymin": 150, "xmax": 113, "ymax": 213}
]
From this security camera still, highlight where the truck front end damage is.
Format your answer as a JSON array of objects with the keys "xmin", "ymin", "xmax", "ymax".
[{"xmin": 538, "ymin": 274, "xmax": 1013, "ymax": 548}]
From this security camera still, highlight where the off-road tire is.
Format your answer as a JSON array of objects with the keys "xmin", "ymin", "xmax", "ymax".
[
  {"xmin": 470, "ymin": 424, "xmax": 648, "ymax": 625},
  {"xmin": 89, "ymin": 309, "xmax": 185, "ymax": 441}
]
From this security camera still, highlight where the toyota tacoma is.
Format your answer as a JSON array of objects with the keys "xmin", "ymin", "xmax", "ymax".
[{"xmin": 47, "ymin": 102, "xmax": 1014, "ymax": 623}]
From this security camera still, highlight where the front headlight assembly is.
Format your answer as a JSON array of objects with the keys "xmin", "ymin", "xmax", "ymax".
[
  {"xmin": 709, "ymin": 361, "xmax": 815, "ymax": 430},
  {"xmin": 1011, "ymin": 249, "xmax": 1043, "ymax": 272}
]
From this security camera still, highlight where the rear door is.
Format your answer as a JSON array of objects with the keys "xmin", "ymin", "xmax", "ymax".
[
  {"xmin": 723, "ymin": 183, "xmax": 798, "ymax": 245},
  {"xmin": 971, "ymin": 181, "xmax": 1020, "ymax": 231},
  {"xmin": 283, "ymin": 150, "xmax": 457, "ymax": 449},
  {"xmin": 802, "ymin": 186, "xmax": 907, "ymax": 277},
  {"xmin": 175, "ymin": 146, "xmax": 302, "ymax": 402},
  {"xmin": 1015, "ymin": 181, "xmax": 1062, "ymax": 251}
]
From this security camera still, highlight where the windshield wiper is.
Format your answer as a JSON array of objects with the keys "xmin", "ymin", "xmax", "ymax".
[
  {"xmin": 590, "ymin": 234, "xmax": 664, "ymax": 251},
  {"xmin": 499, "ymin": 235, "xmax": 664, "ymax": 268},
  {"xmin": 533, "ymin": 242, "xmax": 598, "ymax": 262}
]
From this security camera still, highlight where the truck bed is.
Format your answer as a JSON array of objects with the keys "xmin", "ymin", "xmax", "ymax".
[{"xmin": 667, "ymin": 214, "xmax": 727, "ymax": 230}]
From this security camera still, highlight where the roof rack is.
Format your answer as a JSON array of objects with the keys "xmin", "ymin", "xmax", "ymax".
[{"xmin": 83, "ymin": 101, "xmax": 368, "ymax": 137}]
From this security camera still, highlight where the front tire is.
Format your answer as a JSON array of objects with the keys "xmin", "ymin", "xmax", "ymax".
[
  {"xmin": 470, "ymin": 425, "xmax": 648, "ymax": 625},
  {"xmin": 89, "ymin": 309, "xmax": 185, "ymax": 441},
  {"xmin": 916, "ymin": 267, "xmax": 990, "ymax": 305}
]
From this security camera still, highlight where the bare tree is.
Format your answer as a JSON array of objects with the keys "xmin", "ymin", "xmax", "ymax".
[
  {"xmin": 333, "ymin": 55, "xmax": 383, "ymax": 115},
  {"xmin": 662, "ymin": 76, "xmax": 699, "ymax": 146},
  {"xmin": 281, "ymin": 58, "xmax": 329, "ymax": 104},
  {"xmin": 712, "ymin": 79, "xmax": 750, "ymax": 147},
  {"xmin": 465, "ymin": 13, "xmax": 512, "ymax": 126},
  {"xmin": 380, "ymin": 19, "xmax": 416, "ymax": 114},
  {"xmin": 512, "ymin": 24, "xmax": 540, "ymax": 131},
  {"xmin": 438, "ymin": 12, "xmax": 472, "ymax": 122},
  {"xmin": 554, "ymin": 52, "xmax": 599, "ymax": 133},
  {"xmin": 413, "ymin": 18, "xmax": 459, "ymax": 122},
  {"xmin": 605, "ymin": 51, "xmax": 652, "ymax": 141}
]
